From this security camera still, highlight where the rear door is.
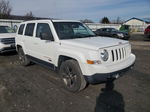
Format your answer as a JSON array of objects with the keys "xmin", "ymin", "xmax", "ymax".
[
  {"xmin": 16, "ymin": 24, "xmax": 25, "ymax": 46},
  {"xmin": 105, "ymin": 28, "xmax": 112, "ymax": 36},
  {"xmin": 23, "ymin": 23, "xmax": 36, "ymax": 56}
]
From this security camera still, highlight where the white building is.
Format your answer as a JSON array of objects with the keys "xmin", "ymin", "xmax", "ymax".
[
  {"xmin": 124, "ymin": 17, "xmax": 150, "ymax": 32},
  {"xmin": 0, "ymin": 19, "xmax": 23, "ymax": 30}
]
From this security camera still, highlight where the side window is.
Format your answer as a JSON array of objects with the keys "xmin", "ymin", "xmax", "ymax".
[
  {"xmin": 18, "ymin": 24, "xmax": 25, "ymax": 35},
  {"xmin": 36, "ymin": 23, "xmax": 54, "ymax": 41},
  {"xmin": 106, "ymin": 28, "xmax": 111, "ymax": 32},
  {"xmin": 98, "ymin": 29, "xmax": 101, "ymax": 32},
  {"xmin": 25, "ymin": 23, "xmax": 35, "ymax": 36},
  {"xmin": 102, "ymin": 28, "xmax": 106, "ymax": 31}
]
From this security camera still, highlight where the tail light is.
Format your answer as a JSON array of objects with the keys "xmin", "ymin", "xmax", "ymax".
[{"xmin": 144, "ymin": 26, "xmax": 150, "ymax": 34}]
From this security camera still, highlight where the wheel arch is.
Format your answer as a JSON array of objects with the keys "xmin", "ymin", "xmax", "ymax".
[
  {"xmin": 16, "ymin": 44, "xmax": 22, "ymax": 51},
  {"xmin": 16, "ymin": 43, "xmax": 27, "ymax": 54},
  {"xmin": 57, "ymin": 55, "xmax": 79, "ymax": 69}
]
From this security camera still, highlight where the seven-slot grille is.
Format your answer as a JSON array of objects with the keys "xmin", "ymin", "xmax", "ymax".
[
  {"xmin": 1, "ymin": 38, "xmax": 15, "ymax": 44},
  {"xmin": 111, "ymin": 45, "xmax": 130, "ymax": 62}
]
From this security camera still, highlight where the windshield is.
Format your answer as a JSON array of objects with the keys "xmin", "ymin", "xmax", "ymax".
[
  {"xmin": 0, "ymin": 26, "xmax": 15, "ymax": 33},
  {"xmin": 53, "ymin": 22, "xmax": 95, "ymax": 40}
]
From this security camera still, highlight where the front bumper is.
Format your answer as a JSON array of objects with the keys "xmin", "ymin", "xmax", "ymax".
[
  {"xmin": 81, "ymin": 53, "xmax": 135, "ymax": 84},
  {"xmin": 0, "ymin": 43, "xmax": 16, "ymax": 53},
  {"xmin": 118, "ymin": 35, "xmax": 130, "ymax": 40},
  {"xmin": 84, "ymin": 63, "xmax": 134, "ymax": 84}
]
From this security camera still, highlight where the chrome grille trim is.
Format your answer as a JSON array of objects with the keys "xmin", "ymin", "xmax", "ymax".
[
  {"xmin": 1, "ymin": 38, "xmax": 15, "ymax": 44},
  {"xmin": 111, "ymin": 45, "xmax": 130, "ymax": 62}
]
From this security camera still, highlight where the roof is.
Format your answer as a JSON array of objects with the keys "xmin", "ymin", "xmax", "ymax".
[
  {"xmin": 142, "ymin": 18, "xmax": 150, "ymax": 23},
  {"xmin": 52, "ymin": 20, "xmax": 80, "ymax": 22},
  {"xmin": 20, "ymin": 19, "xmax": 81, "ymax": 24},
  {"xmin": 125, "ymin": 17, "xmax": 150, "ymax": 23}
]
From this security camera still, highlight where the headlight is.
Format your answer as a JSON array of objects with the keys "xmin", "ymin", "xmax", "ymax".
[
  {"xmin": 100, "ymin": 49, "xmax": 109, "ymax": 61},
  {"xmin": 117, "ymin": 33, "xmax": 124, "ymax": 37}
]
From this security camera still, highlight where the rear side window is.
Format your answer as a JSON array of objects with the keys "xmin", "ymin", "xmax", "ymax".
[
  {"xmin": 18, "ymin": 24, "xmax": 25, "ymax": 35},
  {"xmin": 102, "ymin": 28, "xmax": 107, "ymax": 31},
  {"xmin": 25, "ymin": 23, "xmax": 35, "ymax": 36}
]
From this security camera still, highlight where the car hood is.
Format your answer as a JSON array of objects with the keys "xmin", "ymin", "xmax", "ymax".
[
  {"xmin": 0, "ymin": 33, "xmax": 16, "ymax": 39},
  {"xmin": 60, "ymin": 36, "xmax": 128, "ymax": 50}
]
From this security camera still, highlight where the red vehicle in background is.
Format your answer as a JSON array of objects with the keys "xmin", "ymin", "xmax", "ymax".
[{"xmin": 144, "ymin": 25, "xmax": 150, "ymax": 38}]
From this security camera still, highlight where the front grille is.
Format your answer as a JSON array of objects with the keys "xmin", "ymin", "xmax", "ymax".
[
  {"xmin": 1, "ymin": 38, "xmax": 15, "ymax": 44},
  {"xmin": 111, "ymin": 45, "xmax": 130, "ymax": 62}
]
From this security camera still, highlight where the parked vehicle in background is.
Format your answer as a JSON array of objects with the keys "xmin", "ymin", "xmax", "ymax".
[
  {"xmin": 144, "ymin": 25, "xmax": 150, "ymax": 38},
  {"xmin": 15, "ymin": 20, "xmax": 135, "ymax": 92},
  {"xmin": 119, "ymin": 25, "xmax": 130, "ymax": 33},
  {"xmin": 0, "ymin": 26, "xmax": 16, "ymax": 53},
  {"xmin": 94, "ymin": 28, "xmax": 130, "ymax": 40}
]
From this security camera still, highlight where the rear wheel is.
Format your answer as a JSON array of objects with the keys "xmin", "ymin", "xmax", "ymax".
[
  {"xmin": 18, "ymin": 48, "xmax": 30, "ymax": 66},
  {"xmin": 59, "ymin": 60, "xmax": 87, "ymax": 92}
]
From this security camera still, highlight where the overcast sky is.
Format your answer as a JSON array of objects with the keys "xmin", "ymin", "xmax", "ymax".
[{"xmin": 11, "ymin": 0, "xmax": 150, "ymax": 22}]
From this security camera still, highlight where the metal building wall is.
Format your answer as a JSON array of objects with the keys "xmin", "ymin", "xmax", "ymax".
[
  {"xmin": 85, "ymin": 23, "xmax": 121, "ymax": 31},
  {"xmin": 0, "ymin": 19, "xmax": 23, "ymax": 30}
]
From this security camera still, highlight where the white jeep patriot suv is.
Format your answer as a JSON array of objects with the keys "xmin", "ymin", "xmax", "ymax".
[
  {"xmin": 15, "ymin": 20, "xmax": 136, "ymax": 92},
  {"xmin": 0, "ymin": 26, "xmax": 16, "ymax": 53}
]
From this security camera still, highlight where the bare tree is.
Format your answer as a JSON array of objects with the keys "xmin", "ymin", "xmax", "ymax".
[
  {"xmin": 0, "ymin": 0, "xmax": 12, "ymax": 19},
  {"xmin": 111, "ymin": 17, "xmax": 124, "ymax": 24},
  {"xmin": 24, "ymin": 11, "xmax": 35, "ymax": 20},
  {"xmin": 80, "ymin": 19, "xmax": 94, "ymax": 23}
]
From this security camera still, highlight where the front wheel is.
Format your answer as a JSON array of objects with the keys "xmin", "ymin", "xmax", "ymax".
[
  {"xmin": 112, "ymin": 34, "xmax": 118, "ymax": 38},
  {"xmin": 18, "ymin": 48, "xmax": 30, "ymax": 66},
  {"xmin": 59, "ymin": 60, "xmax": 87, "ymax": 92}
]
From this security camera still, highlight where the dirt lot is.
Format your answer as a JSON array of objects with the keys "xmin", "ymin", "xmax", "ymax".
[
  {"xmin": 130, "ymin": 32, "xmax": 150, "ymax": 41},
  {"xmin": 0, "ymin": 38, "xmax": 150, "ymax": 112}
]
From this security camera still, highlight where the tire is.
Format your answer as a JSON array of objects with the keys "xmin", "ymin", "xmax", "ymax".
[
  {"xmin": 18, "ymin": 48, "xmax": 30, "ymax": 66},
  {"xmin": 59, "ymin": 60, "xmax": 87, "ymax": 92}
]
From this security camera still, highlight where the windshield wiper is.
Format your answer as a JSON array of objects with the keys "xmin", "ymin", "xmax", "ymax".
[
  {"xmin": 68, "ymin": 35, "xmax": 96, "ymax": 39},
  {"xmin": 73, "ymin": 35, "xmax": 86, "ymax": 39},
  {"xmin": 84, "ymin": 35, "xmax": 96, "ymax": 37}
]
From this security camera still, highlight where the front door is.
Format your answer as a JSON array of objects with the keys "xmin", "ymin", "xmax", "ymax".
[{"xmin": 34, "ymin": 23, "xmax": 56, "ymax": 65}]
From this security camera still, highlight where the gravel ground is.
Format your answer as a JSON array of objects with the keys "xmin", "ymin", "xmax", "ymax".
[
  {"xmin": 129, "ymin": 32, "xmax": 150, "ymax": 41},
  {"xmin": 0, "ymin": 40, "xmax": 150, "ymax": 112}
]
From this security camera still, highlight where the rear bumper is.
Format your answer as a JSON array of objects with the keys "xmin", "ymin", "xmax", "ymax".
[
  {"xmin": 144, "ymin": 34, "xmax": 150, "ymax": 38},
  {"xmin": 84, "ymin": 63, "xmax": 134, "ymax": 84}
]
